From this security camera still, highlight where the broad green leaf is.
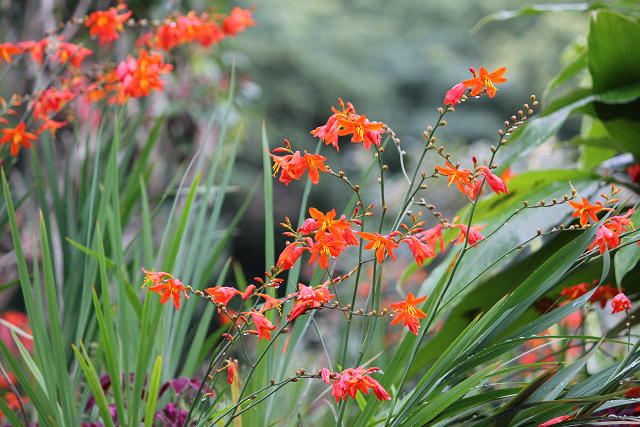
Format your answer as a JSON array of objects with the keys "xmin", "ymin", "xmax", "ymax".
[
  {"xmin": 471, "ymin": 3, "xmax": 591, "ymax": 34},
  {"xmin": 544, "ymin": 48, "xmax": 587, "ymax": 98},
  {"xmin": 614, "ymin": 208, "xmax": 640, "ymax": 286}
]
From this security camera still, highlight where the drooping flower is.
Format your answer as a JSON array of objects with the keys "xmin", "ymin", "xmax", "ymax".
[
  {"xmin": 248, "ymin": 311, "xmax": 276, "ymax": 341},
  {"xmin": 390, "ymin": 292, "xmax": 428, "ymax": 336},
  {"xmin": 444, "ymin": 82, "xmax": 466, "ymax": 106},
  {"xmin": 311, "ymin": 101, "xmax": 354, "ymax": 150},
  {"xmin": 18, "ymin": 39, "xmax": 49, "ymax": 65},
  {"xmin": 53, "ymin": 40, "xmax": 93, "ymax": 67},
  {"xmin": 256, "ymin": 293, "xmax": 284, "ymax": 315},
  {"xmin": 307, "ymin": 237, "xmax": 346, "ymax": 270},
  {"xmin": 287, "ymin": 284, "xmax": 335, "ymax": 321},
  {"xmin": 85, "ymin": 6, "xmax": 132, "ymax": 45},
  {"xmin": 309, "ymin": 208, "xmax": 351, "ymax": 241},
  {"xmin": 0, "ymin": 122, "xmax": 37, "ymax": 156},
  {"xmin": 589, "ymin": 284, "xmax": 620, "ymax": 308},
  {"xmin": 148, "ymin": 279, "xmax": 189, "ymax": 310},
  {"xmin": 462, "ymin": 67, "xmax": 507, "ymax": 98},
  {"xmin": 332, "ymin": 367, "xmax": 390, "ymax": 402},
  {"xmin": 415, "ymin": 224, "xmax": 445, "ymax": 253},
  {"xmin": 204, "ymin": 287, "xmax": 240, "ymax": 312},
  {"xmin": 33, "ymin": 86, "xmax": 77, "ymax": 121},
  {"xmin": 436, "ymin": 161, "xmax": 474, "ymax": 194},
  {"xmin": 37, "ymin": 119, "xmax": 67, "ymax": 137},
  {"xmin": 569, "ymin": 197, "xmax": 603, "ymax": 226},
  {"xmin": 611, "ymin": 293, "xmax": 631, "ymax": 314},
  {"xmin": 402, "ymin": 236, "xmax": 435, "ymax": 268},
  {"xmin": 538, "ymin": 415, "xmax": 571, "ymax": 427},
  {"xmin": 357, "ymin": 231, "xmax": 400, "ymax": 263},
  {"xmin": 222, "ymin": 7, "xmax": 256, "ymax": 37},
  {"xmin": 0, "ymin": 43, "xmax": 22, "ymax": 68},
  {"xmin": 587, "ymin": 224, "xmax": 619, "ymax": 254},
  {"xmin": 605, "ymin": 208, "xmax": 635, "ymax": 235},
  {"xmin": 320, "ymin": 368, "xmax": 331, "ymax": 384},
  {"xmin": 477, "ymin": 166, "xmax": 508, "ymax": 195},
  {"xmin": 277, "ymin": 241, "xmax": 307, "ymax": 271},
  {"xmin": 338, "ymin": 114, "xmax": 385, "ymax": 150},
  {"xmin": 269, "ymin": 149, "xmax": 330, "ymax": 186},
  {"xmin": 628, "ymin": 163, "xmax": 640, "ymax": 183},
  {"xmin": 227, "ymin": 360, "xmax": 235, "ymax": 384},
  {"xmin": 559, "ymin": 283, "xmax": 591, "ymax": 301},
  {"xmin": 449, "ymin": 217, "xmax": 486, "ymax": 246}
]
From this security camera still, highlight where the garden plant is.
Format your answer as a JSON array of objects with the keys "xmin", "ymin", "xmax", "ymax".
[{"xmin": 1, "ymin": 1, "xmax": 640, "ymax": 427}]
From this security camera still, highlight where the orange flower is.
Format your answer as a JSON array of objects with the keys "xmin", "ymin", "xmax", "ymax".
[
  {"xmin": 0, "ymin": 392, "xmax": 29, "ymax": 420},
  {"xmin": 256, "ymin": 293, "xmax": 284, "ymax": 315},
  {"xmin": 204, "ymin": 286, "xmax": 240, "ymax": 312},
  {"xmin": 357, "ymin": 231, "xmax": 400, "ymax": 263},
  {"xmin": 415, "ymin": 224, "xmax": 445, "ymax": 253},
  {"xmin": 155, "ymin": 12, "xmax": 225, "ymax": 50},
  {"xmin": 115, "ymin": 50, "xmax": 173, "ymax": 100},
  {"xmin": 269, "ymin": 149, "xmax": 329, "ymax": 186},
  {"xmin": 0, "ymin": 43, "xmax": 22, "ymax": 67},
  {"xmin": 53, "ymin": 40, "xmax": 93, "ymax": 67},
  {"xmin": 141, "ymin": 267, "xmax": 173, "ymax": 287},
  {"xmin": 402, "ymin": 236, "xmax": 435, "ymax": 268},
  {"xmin": 611, "ymin": 293, "xmax": 631, "ymax": 314},
  {"xmin": 248, "ymin": 310, "xmax": 276, "ymax": 341},
  {"xmin": 33, "ymin": 86, "xmax": 77, "ymax": 121},
  {"xmin": 36, "ymin": 119, "xmax": 67, "ymax": 137},
  {"xmin": 589, "ymin": 284, "xmax": 620, "ymax": 309},
  {"xmin": 332, "ymin": 367, "xmax": 390, "ymax": 402},
  {"xmin": 444, "ymin": 82, "xmax": 466, "ymax": 106},
  {"xmin": 587, "ymin": 224, "xmax": 619, "ymax": 254},
  {"xmin": 148, "ymin": 278, "xmax": 189, "ymax": 310},
  {"xmin": 559, "ymin": 283, "xmax": 591, "ymax": 301},
  {"xmin": 287, "ymin": 284, "xmax": 335, "ymax": 321},
  {"xmin": 0, "ymin": 122, "xmax": 37, "ymax": 156},
  {"xmin": 477, "ymin": 166, "xmax": 508, "ymax": 195},
  {"xmin": 307, "ymin": 237, "xmax": 346, "ymax": 270},
  {"xmin": 18, "ymin": 39, "xmax": 49, "ymax": 65},
  {"xmin": 338, "ymin": 114, "xmax": 385, "ymax": 150},
  {"xmin": 311, "ymin": 100, "xmax": 354, "ymax": 151},
  {"xmin": 569, "ymin": 197, "xmax": 602, "ymax": 226},
  {"xmin": 390, "ymin": 292, "xmax": 427, "ymax": 335},
  {"xmin": 277, "ymin": 241, "xmax": 307, "ymax": 271},
  {"xmin": 449, "ymin": 217, "xmax": 486, "ymax": 246},
  {"xmin": 462, "ymin": 67, "xmax": 507, "ymax": 98},
  {"xmin": 436, "ymin": 161, "xmax": 474, "ymax": 194},
  {"xmin": 222, "ymin": 7, "xmax": 256, "ymax": 37},
  {"xmin": 499, "ymin": 167, "xmax": 516, "ymax": 183},
  {"xmin": 309, "ymin": 208, "xmax": 351, "ymax": 241},
  {"xmin": 85, "ymin": 6, "xmax": 133, "ymax": 45}
]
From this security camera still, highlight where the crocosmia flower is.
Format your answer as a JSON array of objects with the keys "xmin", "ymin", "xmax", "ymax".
[
  {"xmin": 204, "ymin": 287, "xmax": 240, "ymax": 312},
  {"xmin": 436, "ymin": 162, "xmax": 474, "ymax": 194},
  {"xmin": 338, "ymin": 114, "xmax": 385, "ymax": 150},
  {"xmin": 415, "ymin": 224, "xmax": 445, "ymax": 254},
  {"xmin": 357, "ymin": 231, "xmax": 400, "ymax": 263},
  {"xmin": 628, "ymin": 163, "xmax": 640, "ymax": 184},
  {"xmin": 277, "ymin": 241, "xmax": 307, "ymax": 271},
  {"xmin": 569, "ymin": 197, "xmax": 602, "ymax": 226},
  {"xmin": 559, "ymin": 283, "xmax": 590, "ymax": 301},
  {"xmin": 589, "ymin": 283, "xmax": 619, "ymax": 308},
  {"xmin": 222, "ymin": 7, "xmax": 256, "ymax": 37},
  {"xmin": 248, "ymin": 311, "xmax": 276, "ymax": 341},
  {"xmin": 332, "ymin": 367, "xmax": 390, "ymax": 402},
  {"xmin": 307, "ymin": 237, "xmax": 346, "ymax": 270},
  {"xmin": 309, "ymin": 208, "xmax": 351, "ymax": 241},
  {"xmin": 477, "ymin": 166, "xmax": 508, "ymax": 195},
  {"xmin": 0, "ymin": 43, "xmax": 22, "ymax": 68},
  {"xmin": 287, "ymin": 284, "xmax": 335, "ymax": 321},
  {"xmin": 390, "ymin": 292, "xmax": 427, "ymax": 336},
  {"xmin": 462, "ymin": 67, "xmax": 507, "ymax": 98},
  {"xmin": 444, "ymin": 82, "xmax": 466, "ymax": 106},
  {"xmin": 148, "ymin": 279, "xmax": 189, "ymax": 310},
  {"xmin": 0, "ymin": 122, "xmax": 37, "ymax": 156},
  {"xmin": 53, "ymin": 40, "xmax": 93, "ymax": 67},
  {"xmin": 402, "ymin": 236, "xmax": 435, "ymax": 268},
  {"xmin": 611, "ymin": 293, "xmax": 631, "ymax": 314},
  {"xmin": 449, "ymin": 217, "xmax": 486, "ymax": 246},
  {"xmin": 85, "ymin": 6, "xmax": 133, "ymax": 45}
]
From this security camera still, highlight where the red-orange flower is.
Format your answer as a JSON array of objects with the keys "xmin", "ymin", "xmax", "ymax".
[
  {"xmin": 115, "ymin": 50, "xmax": 173, "ymax": 100},
  {"xmin": 587, "ymin": 224, "xmax": 619, "ymax": 254},
  {"xmin": 477, "ymin": 166, "xmax": 508, "ymax": 195},
  {"xmin": 222, "ymin": 7, "xmax": 256, "ymax": 37},
  {"xmin": 269, "ymin": 149, "xmax": 330, "ymax": 186},
  {"xmin": 0, "ymin": 392, "xmax": 29, "ymax": 420},
  {"xmin": 53, "ymin": 41, "xmax": 93, "ymax": 67},
  {"xmin": 628, "ymin": 163, "xmax": 640, "ymax": 184},
  {"xmin": 33, "ymin": 86, "xmax": 77, "ymax": 121},
  {"xmin": 0, "ymin": 122, "xmax": 37, "ymax": 156},
  {"xmin": 499, "ymin": 167, "xmax": 516, "ymax": 183},
  {"xmin": 204, "ymin": 286, "xmax": 240, "ymax": 312},
  {"xmin": 309, "ymin": 208, "xmax": 351, "ymax": 241},
  {"xmin": 436, "ymin": 161, "xmax": 474, "ymax": 194},
  {"xmin": 611, "ymin": 293, "xmax": 631, "ymax": 314},
  {"xmin": 248, "ymin": 310, "xmax": 276, "ymax": 341},
  {"xmin": 0, "ymin": 311, "xmax": 33, "ymax": 355},
  {"xmin": 85, "ymin": 6, "xmax": 133, "ymax": 45},
  {"xmin": 332, "ymin": 367, "xmax": 390, "ymax": 402},
  {"xmin": 338, "ymin": 114, "xmax": 385, "ymax": 150},
  {"xmin": 449, "ymin": 217, "xmax": 486, "ymax": 246},
  {"xmin": 559, "ymin": 283, "xmax": 590, "ymax": 301},
  {"xmin": 462, "ymin": 67, "xmax": 507, "ymax": 98},
  {"xmin": 256, "ymin": 293, "xmax": 284, "ymax": 315},
  {"xmin": 18, "ymin": 39, "xmax": 49, "ymax": 65},
  {"xmin": 307, "ymin": 237, "xmax": 346, "ymax": 270},
  {"xmin": 0, "ymin": 43, "xmax": 22, "ymax": 68},
  {"xmin": 277, "ymin": 241, "xmax": 307, "ymax": 271},
  {"xmin": 539, "ymin": 416, "xmax": 571, "ymax": 427},
  {"xmin": 569, "ymin": 197, "xmax": 603, "ymax": 226},
  {"xmin": 287, "ymin": 284, "xmax": 335, "ymax": 321},
  {"xmin": 444, "ymin": 82, "xmax": 466, "ymax": 106},
  {"xmin": 589, "ymin": 284, "xmax": 620, "ymax": 308},
  {"xmin": 148, "ymin": 278, "xmax": 189, "ymax": 310},
  {"xmin": 402, "ymin": 236, "xmax": 435, "ymax": 268},
  {"xmin": 390, "ymin": 292, "xmax": 427, "ymax": 335},
  {"xmin": 141, "ymin": 268, "xmax": 173, "ymax": 287},
  {"xmin": 311, "ymin": 100, "xmax": 355, "ymax": 151},
  {"xmin": 357, "ymin": 231, "xmax": 400, "ymax": 263},
  {"xmin": 415, "ymin": 224, "xmax": 445, "ymax": 253}
]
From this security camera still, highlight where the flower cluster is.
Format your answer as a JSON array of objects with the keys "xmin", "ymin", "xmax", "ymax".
[
  {"xmin": 311, "ymin": 99, "xmax": 385, "ymax": 151},
  {"xmin": 559, "ymin": 280, "xmax": 626, "ymax": 313},
  {"xmin": 322, "ymin": 366, "xmax": 390, "ymax": 402},
  {"xmin": 0, "ymin": 4, "xmax": 254, "ymax": 158},
  {"xmin": 268, "ymin": 140, "xmax": 330, "ymax": 186},
  {"xmin": 141, "ymin": 268, "xmax": 189, "ymax": 310}
]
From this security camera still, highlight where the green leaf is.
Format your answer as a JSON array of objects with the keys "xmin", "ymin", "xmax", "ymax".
[
  {"xmin": 471, "ymin": 3, "xmax": 591, "ymax": 34},
  {"xmin": 614, "ymin": 209, "xmax": 640, "ymax": 287},
  {"xmin": 65, "ymin": 237, "xmax": 116, "ymax": 269},
  {"xmin": 145, "ymin": 356, "xmax": 163, "ymax": 427},
  {"xmin": 587, "ymin": 10, "xmax": 640, "ymax": 94},
  {"xmin": 72, "ymin": 343, "xmax": 116, "ymax": 427},
  {"xmin": 544, "ymin": 46, "xmax": 587, "ymax": 98}
]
